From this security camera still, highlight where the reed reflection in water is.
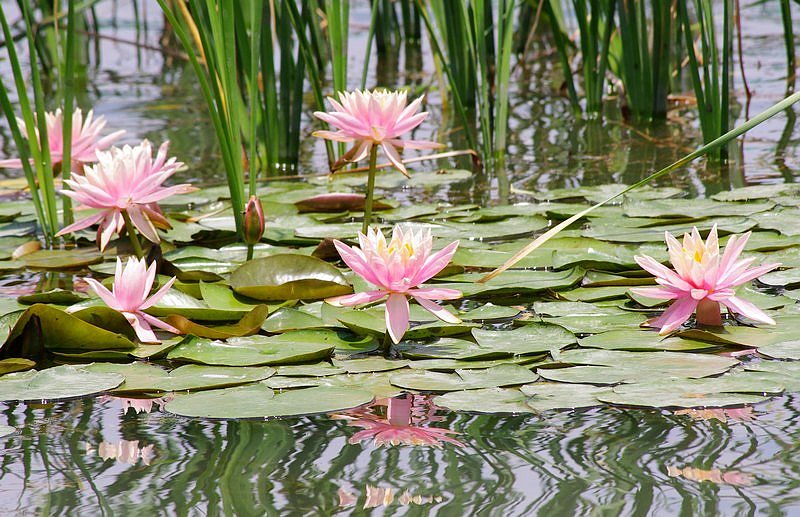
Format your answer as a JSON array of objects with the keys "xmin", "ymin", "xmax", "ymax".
[{"xmin": 2, "ymin": 393, "xmax": 800, "ymax": 514}]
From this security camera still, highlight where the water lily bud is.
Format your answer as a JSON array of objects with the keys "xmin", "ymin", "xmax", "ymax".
[{"xmin": 243, "ymin": 195, "xmax": 265, "ymax": 245}]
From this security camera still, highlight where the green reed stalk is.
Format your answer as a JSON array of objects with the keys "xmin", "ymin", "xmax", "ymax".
[
  {"xmin": 414, "ymin": 0, "xmax": 479, "ymax": 153},
  {"xmin": 480, "ymin": 90, "xmax": 800, "ymax": 282},
  {"xmin": 284, "ymin": 0, "xmax": 335, "ymax": 169},
  {"xmin": 246, "ymin": 0, "xmax": 262, "ymax": 196},
  {"xmin": 60, "ymin": 0, "xmax": 77, "ymax": 228},
  {"xmin": 494, "ymin": 0, "xmax": 515, "ymax": 164},
  {"xmin": 573, "ymin": 0, "xmax": 616, "ymax": 115},
  {"xmin": 679, "ymin": 0, "xmax": 733, "ymax": 161},
  {"xmin": 616, "ymin": 0, "xmax": 671, "ymax": 120},
  {"xmin": 543, "ymin": 0, "xmax": 580, "ymax": 111},
  {"xmin": 362, "ymin": 145, "xmax": 379, "ymax": 234},
  {"xmin": 0, "ymin": 3, "xmax": 59, "ymax": 244},
  {"xmin": 156, "ymin": 0, "xmax": 246, "ymax": 237},
  {"xmin": 781, "ymin": 0, "xmax": 795, "ymax": 93}
]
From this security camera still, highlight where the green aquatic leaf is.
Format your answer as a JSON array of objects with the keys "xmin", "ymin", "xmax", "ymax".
[
  {"xmin": 389, "ymin": 364, "xmax": 538, "ymax": 392},
  {"xmin": 758, "ymin": 268, "xmax": 800, "ymax": 288},
  {"xmin": 596, "ymin": 377, "xmax": 772, "ymax": 408},
  {"xmin": 623, "ymin": 198, "xmax": 774, "ymax": 219},
  {"xmin": 20, "ymin": 248, "xmax": 103, "ymax": 269},
  {"xmin": 578, "ymin": 329, "xmax": 717, "ymax": 352},
  {"xmin": 583, "ymin": 217, "xmax": 757, "ymax": 243},
  {"xmin": 84, "ymin": 362, "xmax": 275, "ymax": 393},
  {"xmin": 147, "ymin": 289, "xmax": 250, "ymax": 321},
  {"xmin": 274, "ymin": 362, "xmax": 345, "ymax": 377},
  {"xmin": 261, "ymin": 308, "xmax": 329, "ymax": 333},
  {"xmin": 167, "ymin": 334, "xmax": 334, "ymax": 366},
  {"xmin": 541, "ymin": 312, "xmax": 647, "ymax": 334},
  {"xmin": 164, "ymin": 305, "xmax": 271, "ymax": 339},
  {"xmin": 18, "ymin": 289, "xmax": 88, "ymax": 305},
  {"xmin": 0, "ymin": 357, "xmax": 35, "ymax": 375},
  {"xmin": 407, "ymin": 355, "xmax": 545, "ymax": 371},
  {"xmin": 472, "ymin": 323, "xmax": 577, "ymax": 355},
  {"xmin": 751, "ymin": 208, "xmax": 800, "ymax": 236},
  {"xmin": 165, "ymin": 384, "xmax": 373, "ymax": 419},
  {"xmin": 396, "ymin": 338, "xmax": 499, "ymax": 360},
  {"xmin": 332, "ymin": 357, "xmax": 409, "ymax": 373},
  {"xmin": 435, "ymin": 388, "xmax": 535, "ymax": 414},
  {"xmin": 230, "ymin": 254, "xmax": 352, "ymax": 301},
  {"xmin": 551, "ymin": 349, "xmax": 738, "ymax": 379},
  {"xmin": 2, "ymin": 304, "xmax": 136, "ymax": 354},
  {"xmin": 0, "ymin": 365, "xmax": 123, "ymax": 401},
  {"xmin": 520, "ymin": 382, "xmax": 611, "ymax": 411}
]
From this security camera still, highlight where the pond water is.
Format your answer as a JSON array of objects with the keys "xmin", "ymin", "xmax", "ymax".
[{"xmin": 3, "ymin": 2, "xmax": 800, "ymax": 515}]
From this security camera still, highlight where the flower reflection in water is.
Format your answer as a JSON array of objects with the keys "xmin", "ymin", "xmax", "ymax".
[
  {"xmin": 100, "ymin": 395, "xmax": 174, "ymax": 415},
  {"xmin": 87, "ymin": 440, "xmax": 155, "ymax": 466},
  {"xmin": 333, "ymin": 394, "xmax": 463, "ymax": 448},
  {"xmin": 674, "ymin": 407, "xmax": 756, "ymax": 423},
  {"xmin": 338, "ymin": 486, "xmax": 444, "ymax": 510},
  {"xmin": 666, "ymin": 466, "xmax": 753, "ymax": 486}
]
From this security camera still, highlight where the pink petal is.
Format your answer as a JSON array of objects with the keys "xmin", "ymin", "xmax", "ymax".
[
  {"xmin": 387, "ymin": 137, "xmax": 443, "ymax": 150},
  {"xmin": 410, "ymin": 241, "xmax": 459, "ymax": 286},
  {"xmin": 126, "ymin": 205, "xmax": 160, "ymax": 244},
  {"xmin": 325, "ymin": 290, "xmax": 388, "ymax": 307},
  {"xmin": 721, "ymin": 262, "xmax": 780, "ymax": 288},
  {"xmin": 0, "ymin": 158, "xmax": 24, "ymax": 169},
  {"xmin": 629, "ymin": 286, "xmax": 681, "ymax": 300},
  {"xmin": 311, "ymin": 129, "xmax": 356, "ymax": 143},
  {"xmin": 720, "ymin": 296, "xmax": 776, "ymax": 325},
  {"xmin": 412, "ymin": 296, "xmax": 461, "ymax": 323},
  {"xmin": 381, "ymin": 142, "xmax": 408, "ymax": 176},
  {"xmin": 141, "ymin": 313, "xmax": 181, "ymax": 334},
  {"xmin": 719, "ymin": 232, "xmax": 750, "ymax": 273},
  {"xmin": 386, "ymin": 293, "xmax": 410, "ymax": 344},
  {"xmin": 333, "ymin": 240, "xmax": 382, "ymax": 286},
  {"xmin": 635, "ymin": 255, "xmax": 693, "ymax": 291},
  {"xmin": 407, "ymin": 287, "xmax": 462, "ymax": 300},
  {"xmin": 56, "ymin": 211, "xmax": 106, "ymax": 237},
  {"xmin": 123, "ymin": 312, "xmax": 158, "ymax": 343},
  {"xmin": 140, "ymin": 276, "xmax": 177, "ymax": 310},
  {"xmin": 83, "ymin": 277, "xmax": 120, "ymax": 310},
  {"xmin": 653, "ymin": 297, "xmax": 699, "ymax": 335}
]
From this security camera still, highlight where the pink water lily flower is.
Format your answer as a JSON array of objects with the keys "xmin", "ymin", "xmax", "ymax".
[
  {"xmin": 313, "ymin": 89, "xmax": 442, "ymax": 175},
  {"xmin": 56, "ymin": 140, "xmax": 194, "ymax": 250},
  {"xmin": 631, "ymin": 225, "xmax": 780, "ymax": 335},
  {"xmin": 84, "ymin": 257, "xmax": 179, "ymax": 343},
  {"xmin": 327, "ymin": 225, "xmax": 461, "ymax": 344},
  {"xmin": 0, "ymin": 108, "xmax": 124, "ymax": 173}
]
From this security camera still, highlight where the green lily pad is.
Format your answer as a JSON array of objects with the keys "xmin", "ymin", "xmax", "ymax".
[
  {"xmin": 332, "ymin": 357, "xmax": 409, "ymax": 373},
  {"xmin": 533, "ymin": 301, "xmax": 627, "ymax": 317},
  {"xmin": 20, "ymin": 248, "xmax": 103, "ymax": 269},
  {"xmin": 230, "ymin": 254, "xmax": 352, "ymax": 301},
  {"xmin": 165, "ymin": 384, "xmax": 373, "ymax": 419},
  {"xmin": 751, "ymin": 208, "xmax": 800, "ymax": 236},
  {"xmin": 472, "ymin": 323, "xmax": 577, "ymax": 355},
  {"xmin": 584, "ymin": 217, "xmax": 757, "ymax": 243},
  {"xmin": 596, "ymin": 377, "xmax": 772, "ymax": 408},
  {"xmin": 167, "ymin": 334, "xmax": 334, "ymax": 366},
  {"xmin": 389, "ymin": 364, "xmax": 538, "ymax": 392},
  {"xmin": 578, "ymin": 329, "xmax": 717, "ymax": 352},
  {"xmin": 0, "ymin": 358, "xmax": 36, "ymax": 375},
  {"xmin": 84, "ymin": 362, "xmax": 275, "ymax": 393},
  {"xmin": 541, "ymin": 312, "xmax": 647, "ymax": 334},
  {"xmin": 623, "ymin": 198, "xmax": 774, "ymax": 219},
  {"xmin": 2, "ymin": 304, "xmax": 135, "ymax": 354},
  {"xmin": 147, "ymin": 290, "xmax": 250, "ymax": 321},
  {"xmin": 550, "ymin": 349, "xmax": 738, "ymax": 379},
  {"xmin": 0, "ymin": 365, "xmax": 123, "ymax": 401},
  {"xmin": 18, "ymin": 289, "xmax": 89, "ymax": 305},
  {"xmin": 758, "ymin": 269, "xmax": 800, "ymax": 288},
  {"xmin": 274, "ymin": 362, "xmax": 345, "ymax": 377},
  {"xmin": 396, "ymin": 338, "xmax": 503, "ymax": 360},
  {"xmin": 435, "ymin": 388, "xmax": 535, "ymax": 414},
  {"xmin": 164, "ymin": 305, "xmax": 270, "ymax": 339},
  {"xmin": 520, "ymin": 382, "xmax": 611, "ymax": 411},
  {"xmin": 407, "ymin": 355, "xmax": 545, "ymax": 371}
]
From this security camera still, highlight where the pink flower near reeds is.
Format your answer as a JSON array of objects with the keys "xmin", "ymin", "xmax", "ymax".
[
  {"xmin": 56, "ymin": 140, "xmax": 193, "ymax": 250},
  {"xmin": 0, "ymin": 108, "xmax": 124, "ymax": 172},
  {"xmin": 83, "ymin": 257, "xmax": 179, "ymax": 343},
  {"xmin": 631, "ymin": 225, "xmax": 780, "ymax": 335},
  {"xmin": 327, "ymin": 225, "xmax": 461, "ymax": 344},
  {"xmin": 313, "ymin": 89, "xmax": 442, "ymax": 175}
]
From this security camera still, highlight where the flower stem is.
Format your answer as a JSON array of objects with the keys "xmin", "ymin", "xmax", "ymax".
[
  {"xmin": 362, "ymin": 144, "xmax": 379, "ymax": 234},
  {"xmin": 246, "ymin": 244, "xmax": 254, "ymax": 261},
  {"xmin": 696, "ymin": 299, "xmax": 723, "ymax": 327},
  {"xmin": 121, "ymin": 210, "xmax": 144, "ymax": 259}
]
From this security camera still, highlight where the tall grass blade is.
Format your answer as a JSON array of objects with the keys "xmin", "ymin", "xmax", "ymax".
[
  {"xmin": 60, "ymin": 0, "xmax": 77, "ymax": 228},
  {"xmin": 480, "ymin": 91, "xmax": 800, "ymax": 282}
]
